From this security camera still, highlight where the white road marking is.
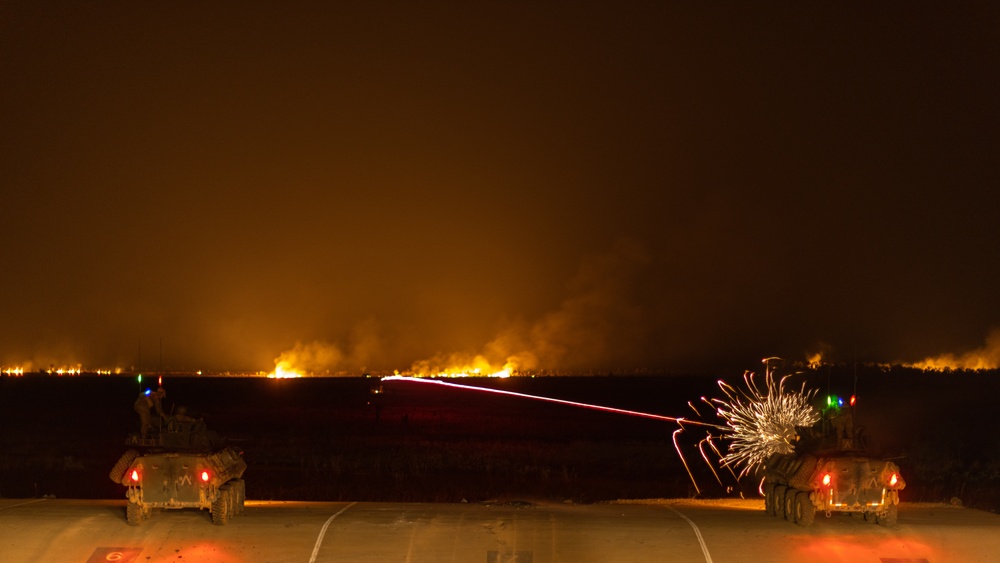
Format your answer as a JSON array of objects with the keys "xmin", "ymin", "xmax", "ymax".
[
  {"xmin": 665, "ymin": 505, "xmax": 714, "ymax": 563},
  {"xmin": 309, "ymin": 501, "xmax": 357, "ymax": 563},
  {"xmin": 0, "ymin": 498, "xmax": 47, "ymax": 510}
]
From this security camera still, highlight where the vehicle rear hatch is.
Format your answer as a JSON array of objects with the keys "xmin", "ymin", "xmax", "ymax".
[
  {"xmin": 140, "ymin": 453, "xmax": 206, "ymax": 505},
  {"xmin": 824, "ymin": 457, "xmax": 890, "ymax": 508}
]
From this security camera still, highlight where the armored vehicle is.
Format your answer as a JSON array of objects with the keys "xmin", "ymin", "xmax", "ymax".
[
  {"xmin": 762, "ymin": 406, "xmax": 905, "ymax": 526},
  {"xmin": 109, "ymin": 412, "xmax": 247, "ymax": 525}
]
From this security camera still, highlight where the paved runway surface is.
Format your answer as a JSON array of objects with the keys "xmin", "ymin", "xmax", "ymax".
[{"xmin": 1, "ymin": 498, "xmax": 997, "ymax": 562}]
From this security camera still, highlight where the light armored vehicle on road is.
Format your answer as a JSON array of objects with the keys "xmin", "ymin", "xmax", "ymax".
[
  {"xmin": 762, "ymin": 405, "xmax": 905, "ymax": 526},
  {"xmin": 109, "ymin": 412, "xmax": 247, "ymax": 525}
]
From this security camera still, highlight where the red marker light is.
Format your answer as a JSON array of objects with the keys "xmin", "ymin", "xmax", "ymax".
[
  {"xmin": 822, "ymin": 473, "xmax": 831, "ymax": 486},
  {"xmin": 889, "ymin": 473, "xmax": 898, "ymax": 487},
  {"xmin": 849, "ymin": 395, "xmax": 856, "ymax": 407},
  {"xmin": 201, "ymin": 470, "xmax": 211, "ymax": 482},
  {"xmin": 130, "ymin": 469, "xmax": 140, "ymax": 483}
]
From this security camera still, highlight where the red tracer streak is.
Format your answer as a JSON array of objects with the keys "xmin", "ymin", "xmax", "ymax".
[{"xmin": 382, "ymin": 376, "xmax": 724, "ymax": 429}]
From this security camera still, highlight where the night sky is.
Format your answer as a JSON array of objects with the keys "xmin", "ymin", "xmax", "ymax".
[{"xmin": 2, "ymin": 3, "xmax": 998, "ymax": 374}]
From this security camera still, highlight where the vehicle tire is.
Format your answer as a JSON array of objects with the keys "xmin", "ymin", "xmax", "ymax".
[
  {"xmin": 764, "ymin": 483, "xmax": 775, "ymax": 516},
  {"xmin": 877, "ymin": 504, "xmax": 898, "ymax": 527},
  {"xmin": 795, "ymin": 492, "xmax": 816, "ymax": 526},
  {"xmin": 226, "ymin": 482, "xmax": 239, "ymax": 517},
  {"xmin": 773, "ymin": 486, "xmax": 787, "ymax": 519},
  {"xmin": 784, "ymin": 488, "xmax": 798, "ymax": 523},
  {"xmin": 232, "ymin": 479, "xmax": 245, "ymax": 515},
  {"xmin": 126, "ymin": 500, "xmax": 144, "ymax": 526},
  {"xmin": 109, "ymin": 450, "xmax": 139, "ymax": 483},
  {"xmin": 220, "ymin": 483, "xmax": 235, "ymax": 517},
  {"xmin": 212, "ymin": 488, "xmax": 231, "ymax": 525}
]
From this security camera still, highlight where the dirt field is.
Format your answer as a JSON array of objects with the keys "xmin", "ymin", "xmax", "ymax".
[{"xmin": 1, "ymin": 368, "xmax": 997, "ymax": 512}]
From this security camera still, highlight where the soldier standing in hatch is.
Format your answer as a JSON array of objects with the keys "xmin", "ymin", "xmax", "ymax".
[
  {"xmin": 831, "ymin": 407, "xmax": 855, "ymax": 450},
  {"xmin": 135, "ymin": 387, "xmax": 167, "ymax": 439}
]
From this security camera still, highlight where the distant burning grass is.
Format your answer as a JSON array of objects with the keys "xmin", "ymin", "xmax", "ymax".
[
  {"xmin": 406, "ymin": 353, "xmax": 516, "ymax": 378},
  {"xmin": 904, "ymin": 328, "xmax": 1000, "ymax": 371}
]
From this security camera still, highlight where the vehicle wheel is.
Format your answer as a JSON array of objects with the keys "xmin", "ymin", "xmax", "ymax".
[
  {"xmin": 227, "ymin": 483, "xmax": 239, "ymax": 517},
  {"xmin": 220, "ymin": 483, "xmax": 235, "ymax": 517},
  {"xmin": 877, "ymin": 504, "xmax": 898, "ymax": 527},
  {"xmin": 773, "ymin": 486, "xmax": 787, "ymax": 519},
  {"xmin": 126, "ymin": 500, "xmax": 144, "ymax": 526},
  {"xmin": 784, "ymin": 488, "xmax": 798, "ymax": 522},
  {"xmin": 232, "ymin": 479, "xmax": 245, "ymax": 515},
  {"xmin": 795, "ymin": 492, "xmax": 815, "ymax": 526},
  {"xmin": 212, "ymin": 488, "xmax": 231, "ymax": 525},
  {"xmin": 109, "ymin": 450, "xmax": 139, "ymax": 483},
  {"xmin": 764, "ymin": 483, "xmax": 775, "ymax": 516}
]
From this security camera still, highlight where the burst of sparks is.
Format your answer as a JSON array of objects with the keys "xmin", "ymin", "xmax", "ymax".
[
  {"xmin": 384, "ymin": 362, "xmax": 819, "ymax": 496},
  {"xmin": 709, "ymin": 366, "xmax": 819, "ymax": 477}
]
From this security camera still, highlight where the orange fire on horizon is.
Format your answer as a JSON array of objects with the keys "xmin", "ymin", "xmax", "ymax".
[
  {"xmin": 266, "ymin": 363, "xmax": 304, "ymax": 379},
  {"xmin": 266, "ymin": 355, "xmax": 517, "ymax": 379},
  {"xmin": 407, "ymin": 353, "xmax": 517, "ymax": 378},
  {"xmin": 266, "ymin": 338, "xmax": 528, "ymax": 379},
  {"xmin": 904, "ymin": 328, "xmax": 1000, "ymax": 371},
  {"xmin": 806, "ymin": 352, "xmax": 824, "ymax": 370},
  {"xmin": 1, "ymin": 364, "xmax": 120, "ymax": 376}
]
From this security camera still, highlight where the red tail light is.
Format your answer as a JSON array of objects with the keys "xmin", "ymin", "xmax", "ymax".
[
  {"xmin": 200, "ymin": 470, "xmax": 211, "ymax": 483},
  {"xmin": 821, "ymin": 473, "xmax": 832, "ymax": 486},
  {"xmin": 129, "ymin": 469, "xmax": 140, "ymax": 483},
  {"xmin": 889, "ymin": 473, "xmax": 898, "ymax": 487}
]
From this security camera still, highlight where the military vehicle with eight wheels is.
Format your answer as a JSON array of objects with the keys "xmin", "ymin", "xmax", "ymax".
[
  {"xmin": 762, "ymin": 402, "xmax": 905, "ymax": 526},
  {"xmin": 109, "ymin": 411, "xmax": 247, "ymax": 525}
]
